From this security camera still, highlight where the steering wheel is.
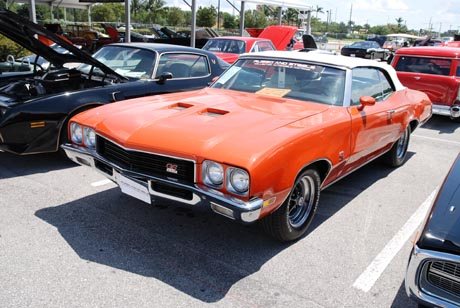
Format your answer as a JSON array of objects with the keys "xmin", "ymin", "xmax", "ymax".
[{"xmin": 6, "ymin": 54, "xmax": 15, "ymax": 67}]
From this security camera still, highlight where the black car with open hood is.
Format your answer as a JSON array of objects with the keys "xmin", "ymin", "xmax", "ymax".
[{"xmin": 0, "ymin": 10, "xmax": 227, "ymax": 155}]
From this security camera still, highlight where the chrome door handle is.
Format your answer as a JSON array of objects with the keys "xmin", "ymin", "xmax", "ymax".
[
  {"xmin": 414, "ymin": 76, "xmax": 421, "ymax": 80},
  {"xmin": 387, "ymin": 110, "xmax": 395, "ymax": 114}
]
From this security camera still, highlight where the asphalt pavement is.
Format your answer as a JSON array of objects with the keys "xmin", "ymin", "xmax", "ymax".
[{"xmin": 0, "ymin": 115, "xmax": 459, "ymax": 308}]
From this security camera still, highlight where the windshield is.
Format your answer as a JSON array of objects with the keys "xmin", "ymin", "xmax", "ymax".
[
  {"xmin": 212, "ymin": 59, "xmax": 346, "ymax": 106},
  {"xmin": 78, "ymin": 46, "xmax": 156, "ymax": 79},
  {"xmin": 203, "ymin": 39, "xmax": 246, "ymax": 54},
  {"xmin": 350, "ymin": 41, "xmax": 378, "ymax": 48}
]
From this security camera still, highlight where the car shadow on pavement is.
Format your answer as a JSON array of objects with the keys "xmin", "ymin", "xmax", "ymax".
[
  {"xmin": 0, "ymin": 151, "xmax": 76, "ymax": 180},
  {"xmin": 421, "ymin": 115, "xmax": 459, "ymax": 134},
  {"xmin": 34, "ymin": 154, "xmax": 415, "ymax": 303},
  {"xmin": 390, "ymin": 281, "xmax": 417, "ymax": 308},
  {"xmin": 306, "ymin": 152, "xmax": 415, "ymax": 235}
]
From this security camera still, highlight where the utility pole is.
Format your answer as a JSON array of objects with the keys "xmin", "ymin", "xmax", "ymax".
[
  {"xmin": 348, "ymin": 2, "xmax": 353, "ymax": 34},
  {"xmin": 217, "ymin": 0, "xmax": 220, "ymax": 30}
]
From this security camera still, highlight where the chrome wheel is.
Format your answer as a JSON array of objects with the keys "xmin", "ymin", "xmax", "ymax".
[
  {"xmin": 288, "ymin": 176, "xmax": 316, "ymax": 228},
  {"xmin": 396, "ymin": 127, "xmax": 409, "ymax": 159}
]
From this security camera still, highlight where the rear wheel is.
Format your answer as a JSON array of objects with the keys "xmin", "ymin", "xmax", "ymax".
[
  {"xmin": 384, "ymin": 125, "xmax": 411, "ymax": 167},
  {"xmin": 262, "ymin": 169, "xmax": 321, "ymax": 242}
]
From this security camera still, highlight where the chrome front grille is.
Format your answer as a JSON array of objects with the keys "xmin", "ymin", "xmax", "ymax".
[
  {"xmin": 427, "ymin": 261, "xmax": 460, "ymax": 298},
  {"xmin": 96, "ymin": 136, "xmax": 195, "ymax": 184}
]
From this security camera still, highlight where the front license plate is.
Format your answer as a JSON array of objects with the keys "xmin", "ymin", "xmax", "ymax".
[
  {"xmin": 350, "ymin": 54, "xmax": 355, "ymax": 57},
  {"xmin": 115, "ymin": 172, "xmax": 151, "ymax": 204}
]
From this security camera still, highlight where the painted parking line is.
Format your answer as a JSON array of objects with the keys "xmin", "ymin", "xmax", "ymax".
[
  {"xmin": 90, "ymin": 179, "xmax": 113, "ymax": 187},
  {"xmin": 412, "ymin": 134, "xmax": 460, "ymax": 146},
  {"xmin": 352, "ymin": 189, "xmax": 437, "ymax": 293}
]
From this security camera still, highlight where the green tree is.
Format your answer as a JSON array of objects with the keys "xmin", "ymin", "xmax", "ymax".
[
  {"xmin": 283, "ymin": 8, "xmax": 298, "ymax": 26},
  {"xmin": 146, "ymin": 0, "xmax": 165, "ymax": 23},
  {"xmin": 315, "ymin": 5, "xmax": 324, "ymax": 18},
  {"xmin": 222, "ymin": 12, "xmax": 236, "ymax": 29},
  {"xmin": 166, "ymin": 7, "xmax": 184, "ymax": 26},
  {"xmin": 91, "ymin": 4, "xmax": 115, "ymax": 22},
  {"xmin": 243, "ymin": 9, "xmax": 267, "ymax": 28},
  {"xmin": 196, "ymin": 6, "xmax": 217, "ymax": 27}
]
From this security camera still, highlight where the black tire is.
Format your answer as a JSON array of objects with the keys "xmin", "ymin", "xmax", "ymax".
[
  {"xmin": 384, "ymin": 125, "xmax": 411, "ymax": 167},
  {"xmin": 262, "ymin": 169, "xmax": 321, "ymax": 242}
]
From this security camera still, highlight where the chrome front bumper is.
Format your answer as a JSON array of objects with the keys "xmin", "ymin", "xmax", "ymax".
[
  {"xmin": 62, "ymin": 143, "xmax": 262, "ymax": 223},
  {"xmin": 405, "ymin": 245, "xmax": 460, "ymax": 307},
  {"xmin": 432, "ymin": 104, "xmax": 460, "ymax": 118}
]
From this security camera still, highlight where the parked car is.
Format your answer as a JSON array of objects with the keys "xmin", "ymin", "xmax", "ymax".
[
  {"xmin": 341, "ymin": 40, "xmax": 389, "ymax": 60},
  {"xmin": 405, "ymin": 154, "xmax": 460, "ymax": 307},
  {"xmin": 392, "ymin": 47, "xmax": 460, "ymax": 121},
  {"xmin": 203, "ymin": 25, "xmax": 299, "ymax": 64},
  {"xmin": 202, "ymin": 37, "xmax": 276, "ymax": 64},
  {"xmin": 0, "ymin": 10, "xmax": 228, "ymax": 155},
  {"xmin": 62, "ymin": 52, "xmax": 431, "ymax": 241}
]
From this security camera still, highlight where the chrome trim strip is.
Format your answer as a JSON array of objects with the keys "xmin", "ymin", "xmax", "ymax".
[
  {"xmin": 406, "ymin": 245, "xmax": 460, "ymax": 308},
  {"xmin": 96, "ymin": 134, "xmax": 197, "ymax": 182}
]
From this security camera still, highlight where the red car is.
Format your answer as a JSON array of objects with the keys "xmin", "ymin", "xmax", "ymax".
[
  {"xmin": 202, "ymin": 26, "xmax": 298, "ymax": 64},
  {"xmin": 392, "ymin": 47, "xmax": 460, "ymax": 121}
]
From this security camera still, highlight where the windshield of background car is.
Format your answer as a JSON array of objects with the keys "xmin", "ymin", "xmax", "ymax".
[
  {"xmin": 78, "ymin": 46, "xmax": 156, "ymax": 79},
  {"xmin": 350, "ymin": 41, "xmax": 378, "ymax": 48},
  {"xmin": 203, "ymin": 39, "xmax": 246, "ymax": 54},
  {"xmin": 395, "ymin": 56, "xmax": 452, "ymax": 76},
  {"xmin": 212, "ymin": 59, "xmax": 346, "ymax": 105}
]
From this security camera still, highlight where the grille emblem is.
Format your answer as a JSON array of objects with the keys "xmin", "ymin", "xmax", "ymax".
[{"xmin": 166, "ymin": 163, "xmax": 178, "ymax": 174}]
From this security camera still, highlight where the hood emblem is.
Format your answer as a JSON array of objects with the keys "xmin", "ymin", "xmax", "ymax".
[{"xmin": 166, "ymin": 163, "xmax": 178, "ymax": 174}]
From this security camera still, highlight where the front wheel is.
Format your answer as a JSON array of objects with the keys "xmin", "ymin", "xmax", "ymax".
[
  {"xmin": 262, "ymin": 169, "xmax": 321, "ymax": 242},
  {"xmin": 384, "ymin": 125, "xmax": 411, "ymax": 167}
]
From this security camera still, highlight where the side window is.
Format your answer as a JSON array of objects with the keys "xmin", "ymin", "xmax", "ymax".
[
  {"xmin": 156, "ymin": 53, "xmax": 210, "ymax": 79},
  {"xmin": 256, "ymin": 41, "xmax": 276, "ymax": 52},
  {"xmin": 395, "ymin": 56, "xmax": 452, "ymax": 76},
  {"xmin": 456, "ymin": 62, "xmax": 460, "ymax": 77},
  {"xmin": 351, "ymin": 68, "xmax": 393, "ymax": 105}
]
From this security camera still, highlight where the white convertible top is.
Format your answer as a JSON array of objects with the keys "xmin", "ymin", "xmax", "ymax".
[{"xmin": 242, "ymin": 51, "xmax": 406, "ymax": 91}]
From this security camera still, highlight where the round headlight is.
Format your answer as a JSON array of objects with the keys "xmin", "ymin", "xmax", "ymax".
[
  {"xmin": 70, "ymin": 122, "xmax": 82, "ymax": 144},
  {"xmin": 204, "ymin": 161, "xmax": 224, "ymax": 186},
  {"xmin": 83, "ymin": 127, "xmax": 96, "ymax": 148},
  {"xmin": 229, "ymin": 168, "xmax": 249, "ymax": 193}
]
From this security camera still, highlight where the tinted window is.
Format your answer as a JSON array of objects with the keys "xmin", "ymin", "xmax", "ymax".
[
  {"xmin": 254, "ymin": 41, "xmax": 275, "ymax": 52},
  {"xmin": 212, "ymin": 59, "xmax": 346, "ymax": 106},
  {"xmin": 202, "ymin": 39, "xmax": 246, "ymax": 54},
  {"xmin": 395, "ymin": 56, "xmax": 451, "ymax": 76},
  {"xmin": 350, "ymin": 41, "xmax": 379, "ymax": 48},
  {"xmin": 351, "ymin": 68, "xmax": 394, "ymax": 105},
  {"xmin": 156, "ymin": 53, "xmax": 210, "ymax": 78},
  {"xmin": 81, "ymin": 46, "xmax": 156, "ymax": 79}
]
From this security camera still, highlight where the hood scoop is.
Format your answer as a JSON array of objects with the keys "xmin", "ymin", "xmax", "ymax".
[
  {"xmin": 169, "ymin": 102, "xmax": 194, "ymax": 110},
  {"xmin": 200, "ymin": 108, "xmax": 229, "ymax": 117}
]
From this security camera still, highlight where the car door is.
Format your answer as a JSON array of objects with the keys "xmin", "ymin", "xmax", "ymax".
[
  {"xmin": 153, "ymin": 52, "xmax": 213, "ymax": 94},
  {"xmin": 395, "ymin": 55, "xmax": 455, "ymax": 106},
  {"xmin": 344, "ymin": 67, "xmax": 402, "ymax": 174}
]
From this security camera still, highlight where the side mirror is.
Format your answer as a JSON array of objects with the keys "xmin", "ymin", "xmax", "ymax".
[
  {"xmin": 357, "ymin": 96, "xmax": 376, "ymax": 111},
  {"xmin": 157, "ymin": 72, "xmax": 173, "ymax": 84}
]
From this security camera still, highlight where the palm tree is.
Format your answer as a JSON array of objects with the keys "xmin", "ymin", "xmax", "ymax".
[
  {"xmin": 395, "ymin": 17, "xmax": 404, "ymax": 32},
  {"xmin": 146, "ymin": 0, "xmax": 165, "ymax": 23},
  {"xmin": 315, "ymin": 5, "xmax": 324, "ymax": 19}
]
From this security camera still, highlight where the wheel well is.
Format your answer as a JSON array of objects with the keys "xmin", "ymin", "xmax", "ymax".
[
  {"xmin": 299, "ymin": 160, "xmax": 332, "ymax": 184},
  {"xmin": 58, "ymin": 103, "xmax": 102, "ymax": 144},
  {"xmin": 409, "ymin": 120, "xmax": 419, "ymax": 133}
]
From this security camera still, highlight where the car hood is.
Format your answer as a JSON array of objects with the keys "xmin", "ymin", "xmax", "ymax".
[
  {"xmin": 418, "ymin": 154, "xmax": 460, "ymax": 255},
  {"xmin": 78, "ymin": 88, "xmax": 330, "ymax": 167},
  {"xmin": 212, "ymin": 52, "xmax": 238, "ymax": 64},
  {"xmin": 258, "ymin": 26, "xmax": 297, "ymax": 50},
  {"xmin": 0, "ymin": 10, "xmax": 123, "ymax": 78}
]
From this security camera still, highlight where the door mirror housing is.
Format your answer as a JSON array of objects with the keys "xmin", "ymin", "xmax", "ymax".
[
  {"xmin": 358, "ymin": 96, "xmax": 376, "ymax": 111},
  {"xmin": 157, "ymin": 72, "xmax": 173, "ymax": 84}
]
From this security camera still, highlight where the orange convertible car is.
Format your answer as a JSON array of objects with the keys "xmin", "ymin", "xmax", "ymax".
[{"xmin": 62, "ymin": 52, "xmax": 432, "ymax": 241}]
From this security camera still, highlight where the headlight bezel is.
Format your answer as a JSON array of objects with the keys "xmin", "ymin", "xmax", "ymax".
[
  {"xmin": 226, "ymin": 167, "xmax": 250, "ymax": 195},
  {"xmin": 202, "ymin": 160, "xmax": 224, "ymax": 188},
  {"xmin": 70, "ymin": 122, "xmax": 83, "ymax": 145},
  {"xmin": 83, "ymin": 127, "xmax": 96, "ymax": 148}
]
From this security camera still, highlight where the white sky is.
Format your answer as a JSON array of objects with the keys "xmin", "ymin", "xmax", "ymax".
[{"xmin": 168, "ymin": 0, "xmax": 459, "ymax": 32}]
